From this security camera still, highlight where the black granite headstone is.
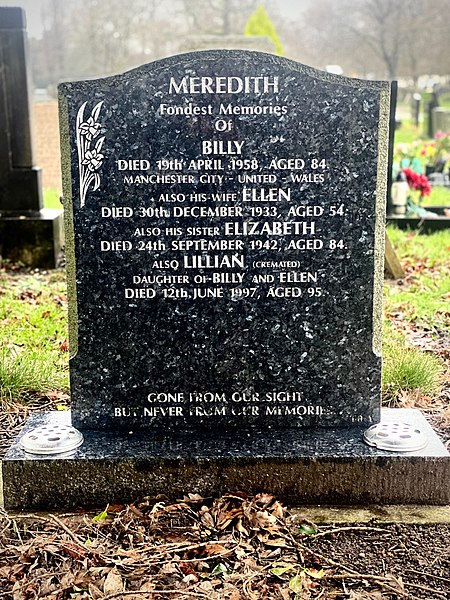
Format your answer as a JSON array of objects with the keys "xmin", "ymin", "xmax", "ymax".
[
  {"xmin": 0, "ymin": 7, "xmax": 63, "ymax": 267},
  {"xmin": 4, "ymin": 52, "xmax": 450, "ymax": 510},
  {"xmin": 58, "ymin": 50, "xmax": 391, "ymax": 432}
]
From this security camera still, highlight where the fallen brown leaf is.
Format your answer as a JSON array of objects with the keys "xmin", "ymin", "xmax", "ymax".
[{"xmin": 103, "ymin": 568, "xmax": 124, "ymax": 595}]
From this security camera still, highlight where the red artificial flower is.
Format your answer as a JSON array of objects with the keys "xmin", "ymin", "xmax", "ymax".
[{"xmin": 402, "ymin": 168, "xmax": 431, "ymax": 197}]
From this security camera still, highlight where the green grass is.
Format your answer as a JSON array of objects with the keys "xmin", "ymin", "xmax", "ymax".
[
  {"xmin": 382, "ymin": 227, "xmax": 449, "ymax": 402},
  {"xmin": 439, "ymin": 96, "xmax": 450, "ymax": 109},
  {"xmin": 44, "ymin": 189, "xmax": 63, "ymax": 209},
  {"xmin": 0, "ymin": 350, "xmax": 67, "ymax": 403},
  {"xmin": 425, "ymin": 186, "xmax": 450, "ymax": 207},
  {"xmin": 0, "ymin": 270, "xmax": 69, "ymax": 403},
  {"xmin": 387, "ymin": 226, "xmax": 450, "ymax": 265},
  {"xmin": 385, "ymin": 227, "xmax": 450, "ymax": 330},
  {"xmin": 394, "ymin": 121, "xmax": 422, "ymax": 144},
  {"xmin": 382, "ymin": 332, "xmax": 443, "ymax": 401}
]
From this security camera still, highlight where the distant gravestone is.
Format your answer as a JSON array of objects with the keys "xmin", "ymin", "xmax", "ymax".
[
  {"xmin": 4, "ymin": 51, "xmax": 449, "ymax": 510},
  {"xmin": 0, "ymin": 7, "xmax": 63, "ymax": 267},
  {"xmin": 432, "ymin": 107, "xmax": 450, "ymax": 137},
  {"xmin": 58, "ymin": 50, "xmax": 389, "ymax": 431}
]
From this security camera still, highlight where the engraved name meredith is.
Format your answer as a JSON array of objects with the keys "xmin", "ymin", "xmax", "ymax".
[{"xmin": 168, "ymin": 75, "xmax": 279, "ymax": 94}]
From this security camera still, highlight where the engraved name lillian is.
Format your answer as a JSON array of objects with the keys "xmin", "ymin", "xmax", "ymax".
[{"xmin": 168, "ymin": 75, "xmax": 279, "ymax": 94}]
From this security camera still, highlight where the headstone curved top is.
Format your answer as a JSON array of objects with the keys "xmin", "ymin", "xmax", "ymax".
[{"xmin": 58, "ymin": 50, "xmax": 391, "ymax": 432}]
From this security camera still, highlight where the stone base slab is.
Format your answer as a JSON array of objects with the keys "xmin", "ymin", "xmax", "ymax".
[
  {"xmin": 290, "ymin": 504, "xmax": 450, "ymax": 524},
  {"xmin": 0, "ymin": 208, "xmax": 64, "ymax": 267},
  {"xmin": 2, "ymin": 408, "xmax": 449, "ymax": 510}
]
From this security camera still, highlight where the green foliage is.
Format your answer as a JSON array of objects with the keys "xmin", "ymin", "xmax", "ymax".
[
  {"xmin": 92, "ymin": 506, "xmax": 109, "ymax": 522},
  {"xmin": 0, "ymin": 271, "xmax": 69, "ymax": 403},
  {"xmin": 244, "ymin": 5, "xmax": 283, "ymax": 56},
  {"xmin": 382, "ymin": 333, "xmax": 443, "ymax": 400},
  {"xmin": 271, "ymin": 566, "xmax": 292, "ymax": 576},
  {"xmin": 0, "ymin": 348, "xmax": 67, "ymax": 403},
  {"xmin": 384, "ymin": 227, "xmax": 450, "ymax": 331},
  {"xmin": 297, "ymin": 522, "xmax": 318, "ymax": 536},
  {"xmin": 271, "ymin": 564, "xmax": 325, "ymax": 598},
  {"xmin": 211, "ymin": 563, "xmax": 228, "ymax": 575},
  {"xmin": 289, "ymin": 573, "xmax": 303, "ymax": 594},
  {"xmin": 43, "ymin": 189, "xmax": 63, "ymax": 209}
]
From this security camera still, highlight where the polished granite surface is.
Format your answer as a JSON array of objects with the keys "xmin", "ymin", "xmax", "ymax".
[{"xmin": 59, "ymin": 51, "xmax": 390, "ymax": 431}]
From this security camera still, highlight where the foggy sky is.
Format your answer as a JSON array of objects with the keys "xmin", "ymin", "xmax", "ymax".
[{"xmin": 0, "ymin": 0, "xmax": 306, "ymax": 40}]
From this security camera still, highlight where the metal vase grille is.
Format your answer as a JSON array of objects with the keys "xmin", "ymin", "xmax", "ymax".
[
  {"xmin": 19, "ymin": 424, "xmax": 84, "ymax": 455},
  {"xmin": 364, "ymin": 421, "xmax": 428, "ymax": 452}
]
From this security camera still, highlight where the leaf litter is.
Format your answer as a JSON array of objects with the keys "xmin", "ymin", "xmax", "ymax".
[{"xmin": 1, "ymin": 493, "xmax": 449, "ymax": 599}]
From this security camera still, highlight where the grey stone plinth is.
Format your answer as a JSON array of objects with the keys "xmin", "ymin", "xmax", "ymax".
[
  {"xmin": 0, "ymin": 8, "xmax": 42, "ymax": 211},
  {"xmin": 0, "ymin": 6, "xmax": 26, "ymax": 30},
  {"xmin": 0, "ymin": 7, "xmax": 60, "ymax": 268},
  {"xmin": 432, "ymin": 107, "xmax": 450, "ymax": 136},
  {"xmin": 2, "ymin": 408, "xmax": 449, "ymax": 510},
  {"xmin": 0, "ymin": 167, "xmax": 43, "ymax": 212},
  {"xmin": 0, "ymin": 208, "xmax": 64, "ymax": 267}
]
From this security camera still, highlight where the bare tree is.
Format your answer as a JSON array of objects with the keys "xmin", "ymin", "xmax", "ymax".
[
  {"xmin": 28, "ymin": 0, "xmax": 450, "ymax": 90},
  {"xmin": 421, "ymin": 0, "xmax": 450, "ymax": 77},
  {"xmin": 179, "ymin": 0, "xmax": 259, "ymax": 36},
  {"xmin": 38, "ymin": 0, "xmax": 74, "ymax": 89},
  {"xmin": 356, "ymin": 0, "xmax": 405, "ymax": 79},
  {"xmin": 301, "ymin": 0, "xmax": 450, "ymax": 80}
]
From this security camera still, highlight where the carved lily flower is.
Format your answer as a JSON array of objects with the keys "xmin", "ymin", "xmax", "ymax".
[
  {"xmin": 82, "ymin": 149, "xmax": 104, "ymax": 171},
  {"xmin": 79, "ymin": 116, "xmax": 101, "ymax": 141}
]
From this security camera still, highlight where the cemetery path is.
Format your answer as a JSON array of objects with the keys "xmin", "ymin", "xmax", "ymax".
[{"xmin": 0, "ymin": 493, "xmax": 449, "ymax": 599}]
